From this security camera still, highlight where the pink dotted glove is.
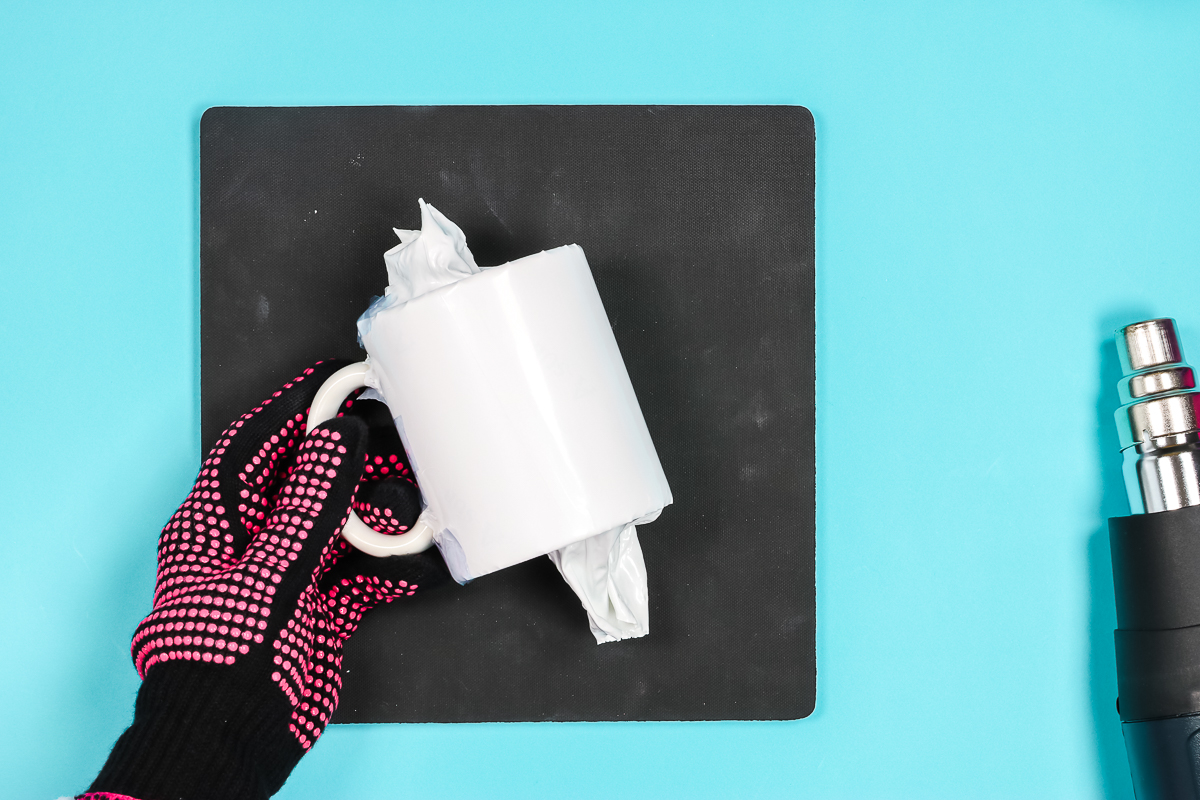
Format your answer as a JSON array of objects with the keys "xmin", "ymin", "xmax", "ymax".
[{"xmin": 83, "ymin": 362, "xmax": 450, "ymax": 800}]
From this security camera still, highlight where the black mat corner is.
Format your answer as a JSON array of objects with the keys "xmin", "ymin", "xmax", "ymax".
[{"xmin": 200, "ymin": 105, "xmax": 815, "ymax": 722}]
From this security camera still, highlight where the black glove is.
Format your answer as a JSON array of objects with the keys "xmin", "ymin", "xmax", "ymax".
[{"xmin": 84, "ymin": 361, "xmax": 450, "ymax": 800}]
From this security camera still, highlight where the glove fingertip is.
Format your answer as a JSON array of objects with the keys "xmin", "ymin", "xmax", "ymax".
[
  {"xmin": 353, "ymin": 477, "xmax": 422, "ymax": 534},
  {"xmin": 306, "ymin": 414, "xmax": 369, "ymax": 453}
]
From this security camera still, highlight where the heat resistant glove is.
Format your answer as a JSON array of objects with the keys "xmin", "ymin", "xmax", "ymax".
[{"xmin": 81, "ymin": 361, "xmax": 451, "ymax": 800}]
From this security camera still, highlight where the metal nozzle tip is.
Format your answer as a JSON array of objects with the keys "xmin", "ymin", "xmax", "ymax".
[
  {"xmin": 1118, "ymin": 318, "xmax": 1184, "ymax": 375},
  {"xmin": 1113, "ymin": 318, "xmax": 1200, "ymax": 514}
]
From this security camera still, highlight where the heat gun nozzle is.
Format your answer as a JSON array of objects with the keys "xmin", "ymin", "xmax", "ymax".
[{"xmin": 1115, "ymin": 318, "xmax": 1200, "ymax": 514}]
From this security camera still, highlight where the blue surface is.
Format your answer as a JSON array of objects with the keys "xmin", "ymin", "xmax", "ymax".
[{"xmin": 3, "ymin": 1, "xmax": 1200, "ymax": 796}]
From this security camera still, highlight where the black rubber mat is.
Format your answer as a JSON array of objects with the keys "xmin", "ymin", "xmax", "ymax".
[{"xmin": 200, "ymin": 105, "xmax": 815, "ymax": 721}]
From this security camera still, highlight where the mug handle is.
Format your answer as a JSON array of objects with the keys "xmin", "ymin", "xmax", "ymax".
[{"xmin": 306, "ymin": 362, "xmax": 436, "ymax": 557}]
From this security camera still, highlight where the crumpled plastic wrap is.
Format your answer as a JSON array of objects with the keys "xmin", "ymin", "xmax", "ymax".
[
  {"xmin": 547, "ymin": 513, "xmax": 659, "ymax": 643},
  {"xmin": 356, "ymin": 199, "xmax": 670, "ymax": 643},
  {"xmin": 384, "ymin": 200, "xmax": 481, "ymax": 303}
]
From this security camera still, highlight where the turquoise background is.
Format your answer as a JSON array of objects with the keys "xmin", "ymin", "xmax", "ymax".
[{"xmin": 3, "ymin": 0, "xmax": 1199, "ymax": 796}]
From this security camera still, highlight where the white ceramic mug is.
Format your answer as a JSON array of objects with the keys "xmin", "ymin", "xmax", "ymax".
[{"xmin": 313, "ymin": 244, "xmax": 671, "ymax": 581}]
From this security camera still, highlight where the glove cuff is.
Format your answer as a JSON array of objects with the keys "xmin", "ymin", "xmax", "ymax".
[{"xmin": 88, "ymin": 664, "xmax": 304, "ymax": 800}]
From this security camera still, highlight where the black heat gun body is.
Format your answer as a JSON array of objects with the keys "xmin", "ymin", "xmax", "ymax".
[{"xmin": 1111, "ymin": 319, "xmax": 1200, "ymax": 798}]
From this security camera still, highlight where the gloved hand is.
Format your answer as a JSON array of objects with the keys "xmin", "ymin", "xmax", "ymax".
[{"xmin": 82, "ymin": 361, "xmax": 451, "ymax": 800}]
